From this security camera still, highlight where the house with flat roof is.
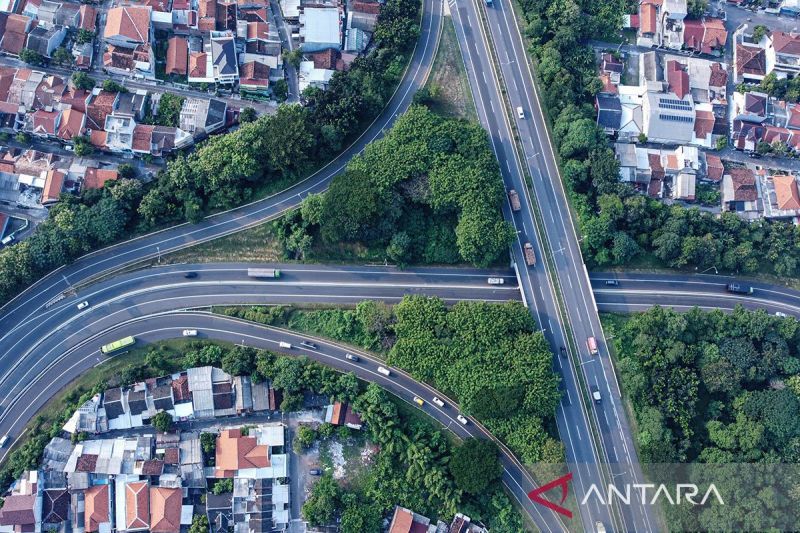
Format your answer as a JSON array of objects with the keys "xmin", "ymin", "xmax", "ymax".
[
  {"xmin": 299, "ymin": 6, "xmax": 342, "ymax": 51},
  {"xmin": 762, "ymin": 173, "xmax": 800, "ymax": 219},
  {"xmin": 26, "ymin": 24, "xmax": 67, "ymax": 58}
]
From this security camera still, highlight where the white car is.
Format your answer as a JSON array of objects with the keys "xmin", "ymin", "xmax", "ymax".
[
  {"xmin": 776, "ymin": 312, "xmax": 788, "ymax": 318},
  {"xmin": 279, "ymin": 341, "xmax": 292, "ymax": 349},
  {"xmin": 516, "ymin": 106, "xmax": 524, "ymax": 119},
  {"xmin": 456, "ymin": 414, "xmax": 469, "ymax": 425},
  {"xmin": 432, "ymin": 397, "xmax": 445, "ymax": 408},
  {"xmin": 377, "ymin": 366, "xmax": 391, "ymax": 377},
  {"xmin": 182, "ymin": 329, "xmax": 198, "ymax": 337},
  {"xmin": 76, "ymin": 301, "xmax": 89, "ymax": 310},
  {"xmin": 487, "ymin": 277, "xmax": 504, "ymax": 285}
]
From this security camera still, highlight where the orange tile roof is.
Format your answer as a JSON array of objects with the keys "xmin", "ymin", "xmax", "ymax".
[
  {"xmin": 90, "ymin": 130, "xmax": 107, "ymax": 148},
  {"xmin": 31, "ymin": 109, "xmax": 59, "ymax": 135},
  {"xmin": 214, "ymin": 429, "xmax": 269, "ymax": 477},
  {"xmin": 83, "ymin": 168, "xmax": 119, "ymax": 189},
  {"xmin": 149, "ymin": 487, "xmax": 181, "ymax": 533},
  {"xmin": 188, "ymin": 52, "xmax": 207, "ymax": 78},
  {"xmin": 84, "ymin": 485, "xmax": 109, "ymax": 533},
  {"xmin": 705, "ymin": 154, "xmax": 724, "ymax": 182},
  {"xmin": 104, "ymin": 6, "xmax": 151, "ymax": 43},
  {"xmin": 42, "ymin": 169, "xmax": 65, "ymax": 204},
  {"xmin": 641, "ymin": 2, "xmax": 657, "ymax": 35},
  {"xmin": 247, "ymin": 21, "xmax": 268, "ymax": 40},
  {"xmin": 166, "ymin": 36, "xmax": 188, "ymax": 75},
  {"xmin": 79, "ymin": 4, "xmax": 96, "ymax": 31},
  {"xmin": 132, "ymin": 124, "xmax": 154, "ymax": 152},
  {"xmin": 774, "ymin": 175, "xmax": 800, "ymax": 210},
  {"xmin": 389, "ymin": 507, "xmax": 415, "ymax": 533},
  {"xmin": 125, "ymin": 481, "xmax": 149, "ymax": 530},
  {"xmin": 57, "ymin": 108, "xmax": 85, "ymax": 140}
]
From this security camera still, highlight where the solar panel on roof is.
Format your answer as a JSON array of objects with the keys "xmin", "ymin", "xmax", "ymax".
[
  {"xmin": 659, "ymin": 114, "xmax": 693, "ymax": 123},
  {"xmin": 658, "ymin": 98, "xmax": 692, "ymax": 111}
]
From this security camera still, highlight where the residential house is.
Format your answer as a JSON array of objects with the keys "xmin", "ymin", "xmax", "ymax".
[
  {"xmin": 682, "ymin": 17, "xmax": 727, "ymax": 55},
  {"xmin": 125, "ymin": 480, "xmax": 150, "ymax": 531},
  {"xmin": 642, "ymin": 91, "xmax": 695, "ymax": 144},
  {"xmin": 57, "ymin": 107, "xmax": 85, "ymax": 141},
  {"xmin": 41, "ymin": 168, "xmax": 65, "ymax": 204},
  {"xmin": 298, "ymin": 60, "xmax": 334, "ymax": 91},
  {"xmin": 84, "ymin": 484, "xmax": 111, "ymax": 533},
  {"xmin": 239, "ymin": 61, "xmax": 270, "ymax": 94},
  {"xmin": 0, "ymin": 494, "xmax": 37, "ymax": 531},
  {"xmin": 166, "ymin": 36, "xmax": 188, "ymax": 76},
  {"xmin": 179, "ymin": 97, "xmax": 227, "ymax": 136},
  {"xmin": 149, "ymin": 487, "xmax": 182, "ymax": 533},
  {"xmin": 722, "ymin": 167, "xmax": 761, "ymax": 218},
  {"xmin": 114, "ymin": 90, "xmax": 147, "ymax": 120},
  {"xmin": 206, "ymin": 493, "xmax": 232, "ymax": 533},
  {"xmin": 29, "ymin": 108, "xmax": 60, "ymax": 138},
  {"xmin": 704, "ymin": 153, "xmax": 724, "ymax": 183},
  {"xmin": 42, "ymin": 488, "xmax": 70, "ymax": 526},
  {"xmin": 86, "ymin": 90, "xmax": 119, "ymax": 130},
  {"xmin": 762, "ymin": 173, "xmax": 800, "ymax": 218},
  {"xmin": 188, "ymin": 31, "xmax": 238, "ymax": 84},
  {"xmin": 615, "ymin": 143, "xmax": 700, "ymax": 199},
  {"xmin": 1, "ymin": 14, "xmax": 34, "ymax": 56},
  {"xmin": 637, "ymin": 0, "xmax": 687, "ymax": 49},
  {"xmin": 324, "ymin": 402, "xmax": 363, "ymax": 430},
  {"xmin": 26, "ymin": 24, "xmax": 66, "ymax": 57},
  {"xmin": 299, "ymin": 6, "xmax": 342, "ymax": 51},
  {"xmin": 388, "ymin": 506, "xmax": 438, "ymax": 533},
  {"xmin": 104, "ymin": 6, "xmax": 151, "ymax": 48},
  {"xmin": 595, "ymin": 93, "xmax": 622, "ymax": 134},
  {"xmin": 79, "ymin": 4, "xmax": 96, "ymax": 32},
  {"xmin": 769, "ymin": 30, "xmax": 800, "ymax": 78},
  {"xmin": 734, "ymin": 37, "xmax": 768, "ymax": 84}
]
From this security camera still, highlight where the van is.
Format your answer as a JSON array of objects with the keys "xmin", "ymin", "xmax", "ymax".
[
  {"xmin": 182, "ymin": 329, "xmax": 198, "ymax": 337},
  {"xmin": 487, "ymin": 277, "xmax": 504, "ymax": 285},
  {"xmin": 377, "ymin": 366, "xmax": 391, "ymax": 377},
  {"xmin": 456, "ymin": 415, "xmax": 468, "ymax": 425},
  {"xmin": 516, "ymin": 106, "xmax": 524, "ymax": 119},
  {"xmin": 413, "ymin": 396, "xmax": 424, "ymax": 406},
  {"xmin": 432, "ymin": 397, "xmax": 445, "ymax": 408},
  {"xmin": 279, "ymin": 341, "xmax": 292, "ymax": 349}
]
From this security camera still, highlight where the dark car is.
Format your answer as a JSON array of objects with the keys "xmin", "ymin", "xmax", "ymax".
[
  {"xmin": 748, "ymin": 151, "xmax": 762, "ymax": 159},
  {"xmin": 184, "ymin": 272, "xmax": 198, "ymax": 279},
  {"xmin": 309, "ymin": 469, "xmax": 321, "ymax": 476},
  {"xmin": 559, "ymin": 346, "xmax": 567, "ymax": 358},
  {"xmin": 301, "ymin": 341, "xmax": 318, "ymax": 350},
  {"xmin": 605, "ymin": 279, "xmax": 619, "ymax": 286}
]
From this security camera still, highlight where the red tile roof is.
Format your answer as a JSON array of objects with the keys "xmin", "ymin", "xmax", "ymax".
[
  {"xmin": 188, "ymin": 52, "xmax": 207, "ymax": 78},
  {"xmin": 125, "ymin": 481, "xmax": 150, "ymax": 531},
  {"xmin": 166, "ymin": 36, "xmax": 188, "ymax": 75},
  {"xmin": 667, "ymin": 60, "xmax": 689, "ymax": 100},
  {"xmin": 85, "ymin": 485, "xmax": 110, "ymax": 533},
  {"xmin": 247, "ymin": 21, "xmax": 268, "ymax": 40},
  {"xmin": 0, "ymin": 494, "xmax": 36, "ymax": 526},
  {"xmin": 163, "ymin": 447, "xmax": 180, "ymax": 464},
  {"xmin": 142, "ymin": 459, "xmax": 164, "ymax": 475},
  {"xmin": 641, "ymin": 2, "xmax": 658, "ymax": 35},
  {"xmin": 171, "ymin": 374, "xmax": 191, "ymax": 402},
  {"xmin": 32, "ymin": 109, "xmax": 59, "ymax": 135},
  {"xmin": 149, "ymin": 487, "xmax": 182, "ymax": 533},
  {"xmin": 772, "ymin": 31, "xmax": 800, "ymax": 56},
  {"xmin": 42, "ymin": 169, "xmax": 65, "ymax": 203},
  {"xmin": 352, "ymin": 0, "xmax": 380, "ymax": 14},
  {"xmin": 90, "ymin": 130, "xmax": 107, "ymax": 148},
  {"xmin": 79, "ymin": 4, "xmax": 96, "ymax": 31},
  {"xmin": 701, "ymin": 18, "xmax": 727, "ymax": 54},
  {"xmin": 709, "ymin": 62, "xmax": 727, "ymax": 88},
  {"xmin": 683, "ymin": 18, "xmax": 704, "ymax": 51},
  {"xmin": 737, "ymin": 43, "xmax": 766, "ymax": 77},
  {"xmin": 705, "ymin": 154, "xmax": 724, "ymax": 182},
  {"xmin": 87, "ymin": 90, "xmax": 117, "ymax": 130},
  {"xmin": 694, "ymin": 110, "xmax": 715, "ymax": 140},
  {"xmin": 83, "ymin": 168, "xmax": 119, "ymax": 189},
  {"xmin": 57, "ymin": 108, "xmax": 85, "ymax": 140},
  {"xmin": 215, "ymin": 428, "xmax": 269, "ymax": 477},
  {"xmin": 239, "ymin": 61, "xmax": 269, "ymax": 86},
  {"xmin": 132, "ymin": 124, "xmax": 154, "ymax": 152},
  {"xmin": 728, "ymin": 168, "xmax": 758, "ymax": 202},
  {"xmin": 774, "ymin": 174, "xmax": 800, "ymax": 210},
  {"xmin": 105, "ymin": 6, "xmax": 151, "ymax": 43}
]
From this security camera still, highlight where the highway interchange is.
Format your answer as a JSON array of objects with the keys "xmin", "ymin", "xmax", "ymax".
[{"xmin": 0, "ymin": 0, "xmax": 794, "ymax": 529}]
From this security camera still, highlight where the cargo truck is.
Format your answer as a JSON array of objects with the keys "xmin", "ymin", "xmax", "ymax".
[
  {"xmin": 523, "ymin": 242, "xmax": 536, "ymax": 266},
  {"xmin": 587, "ymin": 336, "xmax": 598, "ymax": 355},
  {"xmin": 248, "ymin": 268, "xmax": 281, "ymax": 278},
  {"xmin": 508, "ymin": 189, "xmax": 520, "ymax": 211}
]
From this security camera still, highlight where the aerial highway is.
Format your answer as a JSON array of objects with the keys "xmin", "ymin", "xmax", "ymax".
[
  {"xmin": 0, "ymin": 0, "xmax": 443, "ymax": 340},
  {"xmin": 0, "ymin": 260, "xmax": 797, "ymax": 528}
]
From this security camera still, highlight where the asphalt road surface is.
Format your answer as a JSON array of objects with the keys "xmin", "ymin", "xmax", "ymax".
[{"xmin": 0, "ymin": 0, "xmax": 443, "ymax": 342}]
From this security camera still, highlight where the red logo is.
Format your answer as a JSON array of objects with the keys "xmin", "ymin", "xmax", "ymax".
[{"xmin": 528, "ymin": 472, "xmax": 573, "ymax": 518}]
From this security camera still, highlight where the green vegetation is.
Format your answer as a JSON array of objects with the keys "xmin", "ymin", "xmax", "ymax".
[
  {"xmin": 149, "ymin": 93, "xmax": 185, "ymax": 127},
  {"xmin": 189, "ymin": 514, "xmax": 209, "ymax": 533},
  {"xmin": 418, "ymin": 15, "xmax": 476, "ymax": 120},
  {"xmin": 223, "ymin": 296, "xmax": 564, "ymax": 468},
  {"xmin": 151, "ymin": 411, "xmax": 173, "ymax": 432},
  {"xmin": 239, "ymin": 107, "xmax": 258, "ymax": 123},
  {"xmin": 76, "ymin": 29, "xmax": 95, "ymax": 44},
  {"xmin": 607, "ymin": 306, "xmax": 800, "ymax": 530},
  {"xmin": 19, "ymin": 48, "xmax": 44, "ymax": 66},
  {"xmin": 72, "ymin": 72, "xmax": 96, "ymax": 90},
  {"xmin": 449, "ymin": 439, "xmax": 502, "ymax": 494},
  {"xmin": 51, "ymin": 47, "xmax": 72, "ymax": 66},
  {"xmin": 102, "ymin": 79, "xmax": 127, "ymax": 93},
  {"xmin": 72, "ymin": 135, "xmax": 94, "ymax": 156},
  {"xmin": 212, "ymin": 478, "xmax": 233, "ymax": 494},
  {"xmin": 272, "ymin": 106, "xmax": 513, "ymax": 267}
]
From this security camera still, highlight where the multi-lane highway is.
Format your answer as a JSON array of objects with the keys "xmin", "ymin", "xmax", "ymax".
[{"xmin": 0, "ymin": 0, "xmax": 442, "ymax": 339}]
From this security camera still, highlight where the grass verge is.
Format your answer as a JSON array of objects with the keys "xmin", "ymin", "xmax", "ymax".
[{"xmin": 423, "ymin": 13, "xmax": 477, "ymax": 120}]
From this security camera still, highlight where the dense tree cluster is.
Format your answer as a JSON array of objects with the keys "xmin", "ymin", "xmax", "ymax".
[
  {"xmin": 521, "ymin": 0, "xmax": 800, "ymax": 277},
  {"xmin": 613, "ymin": 306, "xmax": 800, "ymax": 529},
  {"xmin": 273, "ymin": 106, "xmax": 514, "ymax": 267},
  {"xmin": 0, "ymin": 0, "xmax": 421, "ymax": 307},
  {"xmin": 388, "ymin": 296, "xmax": 563, "ymax": 465}
]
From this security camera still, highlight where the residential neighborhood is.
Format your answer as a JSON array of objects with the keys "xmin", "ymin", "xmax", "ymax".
[{"xmin": 595, "ymin": 0, "xmax": 800, "ymax": 221}]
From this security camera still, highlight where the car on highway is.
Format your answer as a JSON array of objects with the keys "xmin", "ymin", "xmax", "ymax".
[
  {"xmin": 516, "ymin": 106, "xmax": 524, "ymax": 119},
  {"xmin": 587, "ymin": 336, "xmax": 599, "ymax": 355},
  {"xmin": 560, "ymin": 346, "xmax": 567, "ymax": 358},
  {"xmin": 595, "ymin": 522, "xmax": 607, "ymax": 533},
  {"xmin": 377, "ymin": 366, "xmax": 391, "ymax": 376},
  {"xmin": 182, "ymin": 329, "xmax": 198, "ymax": 337},
  {"xmin": 301, "ymin": 341, "xmax": 318, "ymax": 350},
  {"xmin": 76, "ymin": 300, "xmax": 89, "ymax": 310},
  {"xmin": 456, "ymin": 414, "xmax": 469, "ymax": 425},
  {"xmin": 345, "ymin": 353, "xmax": 359, "ymax": 362},
  {"xmin": 776, "ymin": 312, "xmax": 788, "ymax": 318},
  {"xmin": 605, "ymin": 279, "xmax": 619, "ymax": 286},
  {"xmin": 413, "ymin": 396, "xmax": 424, "ymax": 406},
  {"xmin": 184, "ymin": 272, "xmax": 198, "ymax": 279},
  {"xmin": 0, "ymin": 435, "xmax": 8, "ymax": 447},
  {"xmin": 591, "ymin": 385, "xmax": 601, "ymax": 403},
  {"xmin": 309, "ymin": 469, "xmax": 321, "ymax": 476},
  {"xmin": 487, "ymin": 277, "xmax": 504, "ymax": 285},
  {"xmin": 432, "ymin": 397, "xmax": 445, "ymax": 407},
  {"xmin": 279, "ymin": 341, "xmax": 292, "ymax": 349}
]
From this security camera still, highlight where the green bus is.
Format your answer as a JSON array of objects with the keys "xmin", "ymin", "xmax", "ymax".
[{"xmin": 101, "ymin": 336, "xmax": 135, "ymax": 354}]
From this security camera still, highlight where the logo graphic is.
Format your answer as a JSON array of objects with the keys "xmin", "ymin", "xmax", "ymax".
[{"xmin": 528, "ymin": 472, "xmax": 573, "ymax": 518}]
